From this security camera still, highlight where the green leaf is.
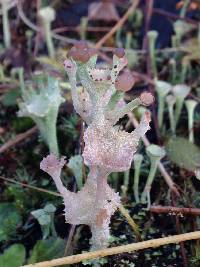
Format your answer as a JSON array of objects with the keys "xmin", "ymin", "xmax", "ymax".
[
  {"xmin": 38, "ymin": 214, "xmax": 51, "ymax": 226},
  {"xmin": 44, "ymin": 204, "xmax": 56, "ymax": 213},
  {"xmin": 28, "ymin": 238, "xmax": 66, "ymax": 264},
  {"xmin": 31, "ymin": 204, "xmax": 57, "ymax": 239},
  {"xmin": 31, "ymin": 209, "xmax": 51, "ymax": 226},
  {"xmin": 67, "ymin": 155, "xmax": 83, "ymax": 190},
  {"xmin": 31, "ymin": 204, "xmax": 56, "ymax": 226},
  {"xmin": 166, "ymin": 137, "xmax": 200, "ymax": 171},
  {"xmin": 0, "ymin": 203, "xmax": 22, "ymax": 241},
  {"xmin": 0, "ymin": 244, "xmax": 25, "ymax": 267},
  {"xmin": 31, "ymin": 209, "xmax": 45, "ymax": 218}
]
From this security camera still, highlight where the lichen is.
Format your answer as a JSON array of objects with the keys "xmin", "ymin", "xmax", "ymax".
[
  {"xmin": 41, "ymin": 42, "xmax": 153, "ymax": 250},
  {"xmin": 18, "ymin": 75, "xmax": 64, "ymax": 156}
]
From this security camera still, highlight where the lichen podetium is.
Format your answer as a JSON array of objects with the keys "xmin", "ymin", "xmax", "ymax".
[{"xmin": 40, "ymin": 42, "xmax": 153, "ymax": 250}]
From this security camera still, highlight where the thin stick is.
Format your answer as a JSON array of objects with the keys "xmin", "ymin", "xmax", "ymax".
[
  {"xmin": 172, "ymin": 193, "xmax": 188, "ymax": 267},
  {"xmin": 22, "ymin": 231, "xmax": 200, "ymax": 267},
  {"xmin": 128, "ymin": 112, "xmax": 180, "ymax": 196},
  {"xmin": 17, "ymin": 0, "xmax": 76, "ymax": 44},
  {"xmin": 95, "ymin": 0, "xmax": 140, "ymax": 49},
  {"xmin": 132, "ymin": 71, "xmax": 154, "ymax": 85},
  {"xmin": 142, "ymin": 0, "xmax": 154, "ymax": 50},
  {"xmin": 0, "ymin": 126, "xmax": 37, "ymax": 154},
  {"xmin": 53, "ymin": 26, "xmax": 112, "ymax": 33},
  {"xmin": 64, "ymin": 225, "xmax": 76, "ymax": 256},
  {"xmin": 153, "ymin": 8, "xmax": 198, "ymax": 26},
  {"xmin": 0, "ymin": 175, "xmax": 60, "ymax": 196},
  {"xmin": 150, "ymin": 205, "xmax": 200, "ymax": 216}
]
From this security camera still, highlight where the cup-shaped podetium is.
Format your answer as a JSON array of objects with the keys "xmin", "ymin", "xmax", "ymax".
[
  {"xmin": 147, "ymin": 30, "xmax": 158, "ymax": 78},
  {"xmin": 141, "ymin": 144, "xmax": 166, "ymax": 209},
  {"xmin": 172, "ymin": 84, "xmax": 191, "ymax": 127},
  {"xmin": 38, "ymin": 7, "xmax": 56, "ymax": 59},
  {"xmin": 155, "ymin": 80, "xmax": 172, "ymax": 129},
  {"xmin": 18, "ymin": 75, "xmax": 65, "ymax": 156},
  {"xmin": 174, "ymin": 20, "xmax": 194, "ymax": 46},
  {"xmin": 185, "ymin": 99, "xmax": 198, "ymax": 143},
  {"xmin": 173, "ymin": 20, "xmax": 184, "ymax": 46},
  {"xmin": 1, "ymin": 0, "xmax": 11, "ymax": 48},
  {"xmin": 166, "ymin": 94, "xmax": 176, "ymax": 134}
]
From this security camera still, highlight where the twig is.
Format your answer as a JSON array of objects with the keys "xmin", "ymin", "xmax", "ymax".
[
  {"xmin": 132, "ymin": 71, "xmax": 154, "ymax": 85},
  {"xmin": 17, "ymin": 0, "xmax": 77, "ymax": 44},
  {"xmin": 150, "ymin": 205, "xmax": 200, "ymax": 216},
  {"xmin": 128, "ymin": 112, "xmax": 180, "ymax": 196},
  {"xmin": 172, "ymin": 193, "xmax": 188, "ymax": 267},
  {"xmin": 142, "ymin": 0, "xmax": 154, "ymax": 50},
  {"xmin": 189, "ymin": 93, "xmax": 200, "ymax": 102},
  {"xmin": 0, "ymin": 83, "xmax": 19, "ymax": 92},
  {"xmin": 0, "ymin": 175, "xmax": 60, "ymax": 196},
  {"xmin": 53, "ymin": 26, "xmax": 112, "ymax": 33},
  {"xmin": 94, "ymin": 0, "xmax": 140, "ymax": 49},
  {"xmin": 153, "ymin": 8, "xmax": 199, "ymax": 26},
  {"xmin": 22, "ymin": 231, "xmax": 200, "ymax": 267},
  {"xmin": 64, "ymin": 225, "xmax": 76, "ymax": 256},
  {"xmin": 0, "ymin": 126, "xmax": 37, "ymax": 154},
  {"xmin": 144, "ymin": 0, "xmax": 160, "ymax": 140},
  {"xmin": 144, "ymin": 0, "xmax": 154, "ymax": 78}
]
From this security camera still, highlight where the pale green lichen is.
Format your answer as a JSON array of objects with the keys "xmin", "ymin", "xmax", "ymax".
[{"xmin": 18, "ymin": 75, "xmax": 64, "ymax": 156}]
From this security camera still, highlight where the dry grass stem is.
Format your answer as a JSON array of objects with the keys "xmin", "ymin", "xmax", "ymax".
[
  {"xmin": 0, "ymin": 126, "xmax": 37, "ymax": 154},
  {"xmin": 95, "ymin": 0, "xmax": 140, "ymax": 49},
  {"xmin": 22, "ymin": 231, "xmax": 200, "ymax": 267}
]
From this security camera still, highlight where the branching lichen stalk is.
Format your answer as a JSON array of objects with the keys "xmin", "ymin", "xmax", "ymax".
[{"xmin": 41, "ymin": 43, "xmax": 153, "ymax": 250}]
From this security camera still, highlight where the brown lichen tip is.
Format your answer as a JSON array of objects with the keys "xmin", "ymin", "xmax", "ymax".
[
  {"xmin": 74, "ymin": 40, "xmax": 88, "ymax": 49},
  {"xmin": 114, "ymin": 48, "xmax": 125, "ymax": 58},
  {"xmin": 68, "ymin": 41, "xmax": 97, "ymax": 63},
  {"xmin": 139, "ymin": 92, "xmax": 154, "ymax": 106},
  {"xmin": 115, "ymin": 70, "xmax": 135, "ymax": 92}
]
